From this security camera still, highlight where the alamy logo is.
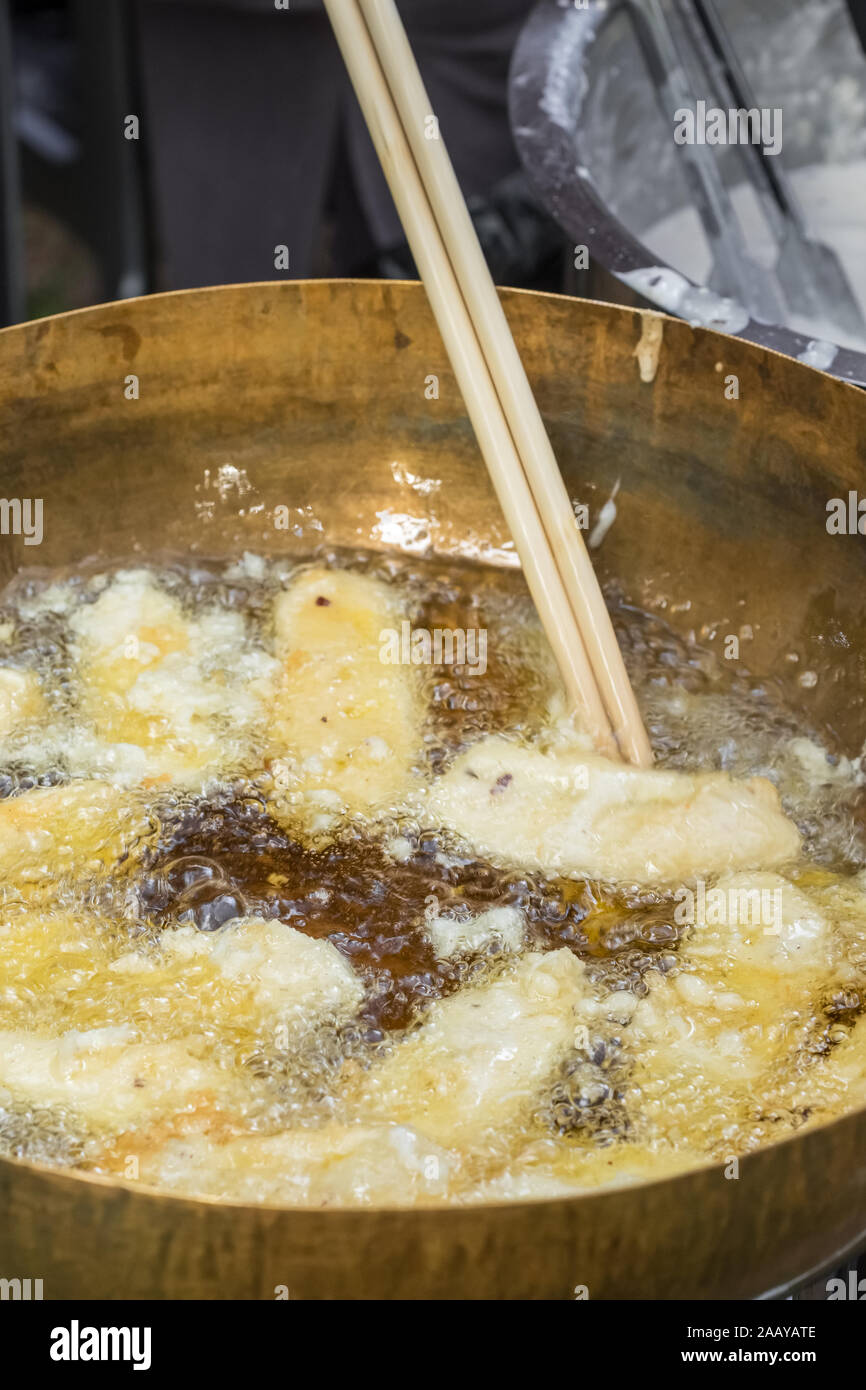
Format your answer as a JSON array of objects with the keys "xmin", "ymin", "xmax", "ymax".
[
  {"xmin": 826, "ymin": 1270, "xmax": 866, "ymax": 1299},
  {"xmin": 0, "ymin": 1276, "xmax": 43, "ymax": 1299},
  {"xmin": 674, "ymin": 878, "xmax": 782, "ymax": 934},
  {"xmin": 674, "ymin": 101, "xmax": 782, "ymax": 157},
  {"xmin": 826, "ymin": 492, "xmax": 866, "ymax": 534},
  {"xmin": 50, "ymin": 1320, "xmax": 152, "ymax": 1370},
  {"xmin": 0, "ymin": 497, "xmax": 43, "ymax": 545},
  {"xmin": 379, "ymin": 621, "xmax": 487, "ymax": 675}
]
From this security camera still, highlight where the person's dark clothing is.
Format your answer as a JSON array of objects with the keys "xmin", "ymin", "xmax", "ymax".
[{"xmin": 137, "ymin": 0, "xmax": 534, "ymax": 286}]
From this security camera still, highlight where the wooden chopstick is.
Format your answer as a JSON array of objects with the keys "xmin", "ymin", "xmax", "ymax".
[
  {"xmin": 322, "ymin": 0, "xmax": 622, "ymax": 760},
  {"xmin": 355, "ymin": 0, "xmax": 653, "ymax": 769}
]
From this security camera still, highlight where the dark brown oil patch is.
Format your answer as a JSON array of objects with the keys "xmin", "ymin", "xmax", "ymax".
[{"xmin": 137, "ymin": 794, "xmax": 685, "ymax": 1032}]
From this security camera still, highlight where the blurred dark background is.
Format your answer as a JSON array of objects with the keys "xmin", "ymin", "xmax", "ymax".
[
  {"xmin": 4, "ymin": 0, "xmax": 862, "ymax": 333},
  {"xmin": 0, "ymin": 0, "xmax": 578, "ymax": 326}
]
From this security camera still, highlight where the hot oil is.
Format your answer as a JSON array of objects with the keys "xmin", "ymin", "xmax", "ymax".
[
  {"xmin": 137, "ymin": 795, "xmax": 685, "ymax": 1035},
  {"xmin": 0, "ymin": 548, "xmax": 864, "ymax": 1194}
]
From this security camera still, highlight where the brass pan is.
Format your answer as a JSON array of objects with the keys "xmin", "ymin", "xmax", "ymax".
[{"xmin": 1, "ymin": 281, "xmax": 865, "ymax": 1300}]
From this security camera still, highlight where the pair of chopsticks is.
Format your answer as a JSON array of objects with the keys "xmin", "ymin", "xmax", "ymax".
[{"xmin": 323, "ymin": 0, "xmax": 652, "ymax": 767}]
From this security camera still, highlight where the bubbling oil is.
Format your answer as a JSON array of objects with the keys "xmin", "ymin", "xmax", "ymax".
[{"xmin": 0, "ymin": 548, "xmax": 865, "ymax": 1202}]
